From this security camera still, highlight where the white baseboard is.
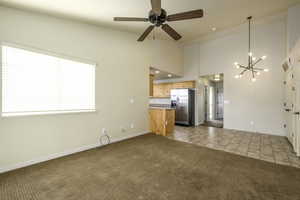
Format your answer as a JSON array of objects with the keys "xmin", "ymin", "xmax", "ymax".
[{"xmin": 0, "ymin": 131, "xmax": 149, "ymax": 174}]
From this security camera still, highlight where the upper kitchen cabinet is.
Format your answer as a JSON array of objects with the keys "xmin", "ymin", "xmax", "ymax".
[
  {"xmin": 153, "ymin": 83, "xmax": 170, "ymax": 98},
  {"xmin": 287, "ymin": 4, "xmax": 300, "ymax": 54},
  {"xmin": 153, "ymin": 81, "xmax": 196, "ymax": 98},
  {"xmin": 173, "ymin": 81, "xmax": 196, "ymax": 89}
]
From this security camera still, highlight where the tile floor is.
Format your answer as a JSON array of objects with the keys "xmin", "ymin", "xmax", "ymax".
[{"xmin": 166, "ymin": 125, "xmax": 300, "ymax": 168}]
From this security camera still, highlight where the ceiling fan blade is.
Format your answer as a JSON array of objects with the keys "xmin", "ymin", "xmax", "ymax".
[
  {"xmin": 151, "ymin": 0, "xmax": 161, "ymax": 15},
  {"xmin": 161, "ymin": 24, "xmax": 182, "ymax": 41},
  {"xmin": 167, "ymin": 9, "xmax": 204, "ymax": 21},
  {"xmin": 114, "ymin": 17, "xmax": 148, "ymax": 22},
  {"xmin": 138, "ymin": 26, "xmax": 155, "ymax": 42}
]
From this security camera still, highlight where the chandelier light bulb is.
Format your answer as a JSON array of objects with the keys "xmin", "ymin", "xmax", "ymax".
[
  {"xmin": 252, "ymin": 57, "xmax": 257, "ymax": 61},
  {"xmin": 234, "ymin": 62, "xmax": 239, "ymax": 66},
  {"xmin": 262, "ymin": 55, "xmax": 267, "ymax": 60},
  {"xmin": 235, "ymin": 75, "xmax": 240, "ymax": 79},
  {"xmin": 251, "ymin": 78, "xmax": 256, "ymax": 82},
  {"xmin": 256, "ymin": 72, "xmax": 261, "ymax": 75},
  {"xmin": 263, "ymin": 69, "xmax": 269, "ymax": 72},
  {"xmin": 239, "ymin": 74, "xmax": 243, "ymax": 78},
  {"xmin": 249, "ymin": 52, "xmax": 253, "ymax": 57}
]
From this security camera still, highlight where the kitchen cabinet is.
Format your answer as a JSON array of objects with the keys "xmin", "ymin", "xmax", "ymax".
[
  {"xmin": 149, "ymin": 108, "xmax": 175, "ymax": 136},
  {"xmin": 162, "ymin": 83, "xmax": 172, "ymax": 97},
  {"xmin": 153, "ymin": 83, "xmax": 165, "ymax": 97},
  {"xmin": 173, "ymin": 81, "xmax": 196, "ymax": 89},
  {"xmin": 153, "ymin": 81, "xmax": 196, "ymax": 98}
]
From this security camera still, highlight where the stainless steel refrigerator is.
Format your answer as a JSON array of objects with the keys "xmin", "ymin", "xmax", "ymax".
[{"xmin": 171, "ymin": 89, "xmax": 195, "ymax": 126}]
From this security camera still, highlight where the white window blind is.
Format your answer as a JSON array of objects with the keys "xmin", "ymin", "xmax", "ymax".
[{"xmin": 1, "ymin": 45, "xmax": 96, "ymax": 116}]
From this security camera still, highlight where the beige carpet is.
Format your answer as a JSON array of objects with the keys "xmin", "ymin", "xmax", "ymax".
[{"xmin": 1, "ymin": 134, "xmax": 300, "ymax": 200}]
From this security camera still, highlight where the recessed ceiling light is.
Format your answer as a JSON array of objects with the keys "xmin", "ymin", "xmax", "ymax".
[
  {"xmin": 168, "ymin": 74, "xmax": 172, "ymax": 78},
  {"xmin": 212, "ymin": 27, "xmax": 217, "ymax": 31},
  {"xmin": 155, "ymin": 70, "xmax": 160, "ymax": 74}
]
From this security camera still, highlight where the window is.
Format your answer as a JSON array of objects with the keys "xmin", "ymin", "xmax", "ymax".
[{"xmin": 1, "ymin": 45, "xmax": 96, "ymax": 117}]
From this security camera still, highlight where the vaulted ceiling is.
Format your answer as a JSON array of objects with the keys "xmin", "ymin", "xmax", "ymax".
[{"xmin": 0, "ymin": 0, "xmax": 299, "ymax": 42}]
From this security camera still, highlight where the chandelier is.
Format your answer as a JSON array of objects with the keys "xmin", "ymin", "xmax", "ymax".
[{"xmin": 234, "ymin": 16, "xmax": 268, "ymax": 82}]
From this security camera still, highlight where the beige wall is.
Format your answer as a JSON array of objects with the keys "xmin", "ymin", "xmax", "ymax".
[
  {"xmin": 184, "ymin": 16, "xmax": 287, "ymax": 136},
  {"xmin": 287, "ymin": 4, "xmax": 300, "ymax": 53},
  {"xmin": 0, "ymin": 6, "xmax": 183, "ymax": 171}
]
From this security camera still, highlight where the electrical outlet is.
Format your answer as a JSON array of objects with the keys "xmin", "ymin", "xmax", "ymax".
[
  {"xmin": 130, "ymin": 123, "xmax": 134, "ymax": 129},
  {"xmin": 121, "ymin": 127, "xmax": 126, "ymax": 133},
  {"xmin": 102, "ymin": 128, "xmax": 107, "ymax": 135},
  {"xmin": 130, "ymin": 98, "xmax": 135, "ymax": 104}
]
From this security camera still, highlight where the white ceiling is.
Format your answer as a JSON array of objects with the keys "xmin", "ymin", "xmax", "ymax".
[{"xmin": 0, "ymin": 0, "xmax": 299, "ymax": 42}]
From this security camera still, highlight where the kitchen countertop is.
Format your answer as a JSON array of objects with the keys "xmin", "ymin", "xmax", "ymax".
[{"xmin": 149, "ymin": 107, "xmax": 176, "ymax": 110}]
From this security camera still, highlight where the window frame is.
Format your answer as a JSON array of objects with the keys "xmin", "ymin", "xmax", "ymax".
[{"xmin": 1, "ymin": 42, "xmax": 97, "ymax": 117}]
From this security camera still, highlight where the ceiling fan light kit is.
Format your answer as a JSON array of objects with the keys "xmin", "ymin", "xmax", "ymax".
[
  {"xmin": 234, "ymin": 16, "xmax": 269, "ymax": 82},
  {"xmin": 114, "ymin": 0, "xmax": 203, "ymax": 42}
]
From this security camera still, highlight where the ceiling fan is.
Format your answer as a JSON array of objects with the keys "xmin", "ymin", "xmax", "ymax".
[{"xmin": 113, "ymin": 0, "xmax": 204, "ymax": 42}]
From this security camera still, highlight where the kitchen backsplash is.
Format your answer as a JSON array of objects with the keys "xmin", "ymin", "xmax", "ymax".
[{"xmin": 149, "ymin": 98, "xmax": 171, "ymax": 105}]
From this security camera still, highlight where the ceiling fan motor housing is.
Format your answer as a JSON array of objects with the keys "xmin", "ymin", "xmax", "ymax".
[{"xmin": 149, "ymin": 9, "xmax": 167, "ymax": 27}]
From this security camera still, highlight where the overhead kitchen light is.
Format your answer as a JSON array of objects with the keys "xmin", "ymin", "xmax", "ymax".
[
  {"xmin": 168, "ymin": 74, "xmax": 172, "ymax": 78},
  {"xmin": 234, "ymin": 16, "xmax": 269, "ymax": 82},
  {"xmin": 214, "ymin": 74, "xmax": 220, "ymax": 81},
  {"xmin": 212, "ymin": 27, "xmax": 217, "ymax": 32},
  {"xmin": 155, "ymin": 70, "xmax": 160, "ymax": 74}
]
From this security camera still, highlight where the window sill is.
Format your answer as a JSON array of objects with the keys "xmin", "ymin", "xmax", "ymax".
[{"xmin": 1, "ymin": 110, "xmax": 97, "ymax": 118}]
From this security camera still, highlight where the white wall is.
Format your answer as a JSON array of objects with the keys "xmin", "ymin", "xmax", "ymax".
[
  {"xmin": 184, "ymin": 16, "xmax": 287, "ymax": 136},
  {"xmin": 0, "ymin": 6, "xmax": 183, "ymax": 172}
]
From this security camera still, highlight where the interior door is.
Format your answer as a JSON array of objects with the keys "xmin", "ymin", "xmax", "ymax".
[
  {"xmin": 208, "ymin": 86, "xmax": 215, "ymax": 121},
  {"xmin": 215, "ymin": 83, "xmax": 224, "ymax": 120},
  {"xmin": 285, "ymin": 70, "xmax": 294, "ymax": 144},
  {"xmin": 293, "ymin": 81, "xmax": 300, "ymax": 156}
]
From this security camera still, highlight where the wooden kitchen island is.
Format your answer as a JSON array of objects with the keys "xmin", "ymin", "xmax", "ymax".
[{"xmin": 149, "ymin": 108, "xmax": 175, "ymax": 136}]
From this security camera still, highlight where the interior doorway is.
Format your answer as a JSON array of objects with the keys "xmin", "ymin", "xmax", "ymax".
[{"xmin": 199, "ymin": 74, "xmax": 224, "ymax": 128}]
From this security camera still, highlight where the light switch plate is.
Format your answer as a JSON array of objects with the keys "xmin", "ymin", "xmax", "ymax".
[
  {"xmin": 130, "ymin": 123, "xmax": 134, "ymax": 129},
  {"xmin": 224, "ymin": 100, "xmax": 230, "ymax": 104}
]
